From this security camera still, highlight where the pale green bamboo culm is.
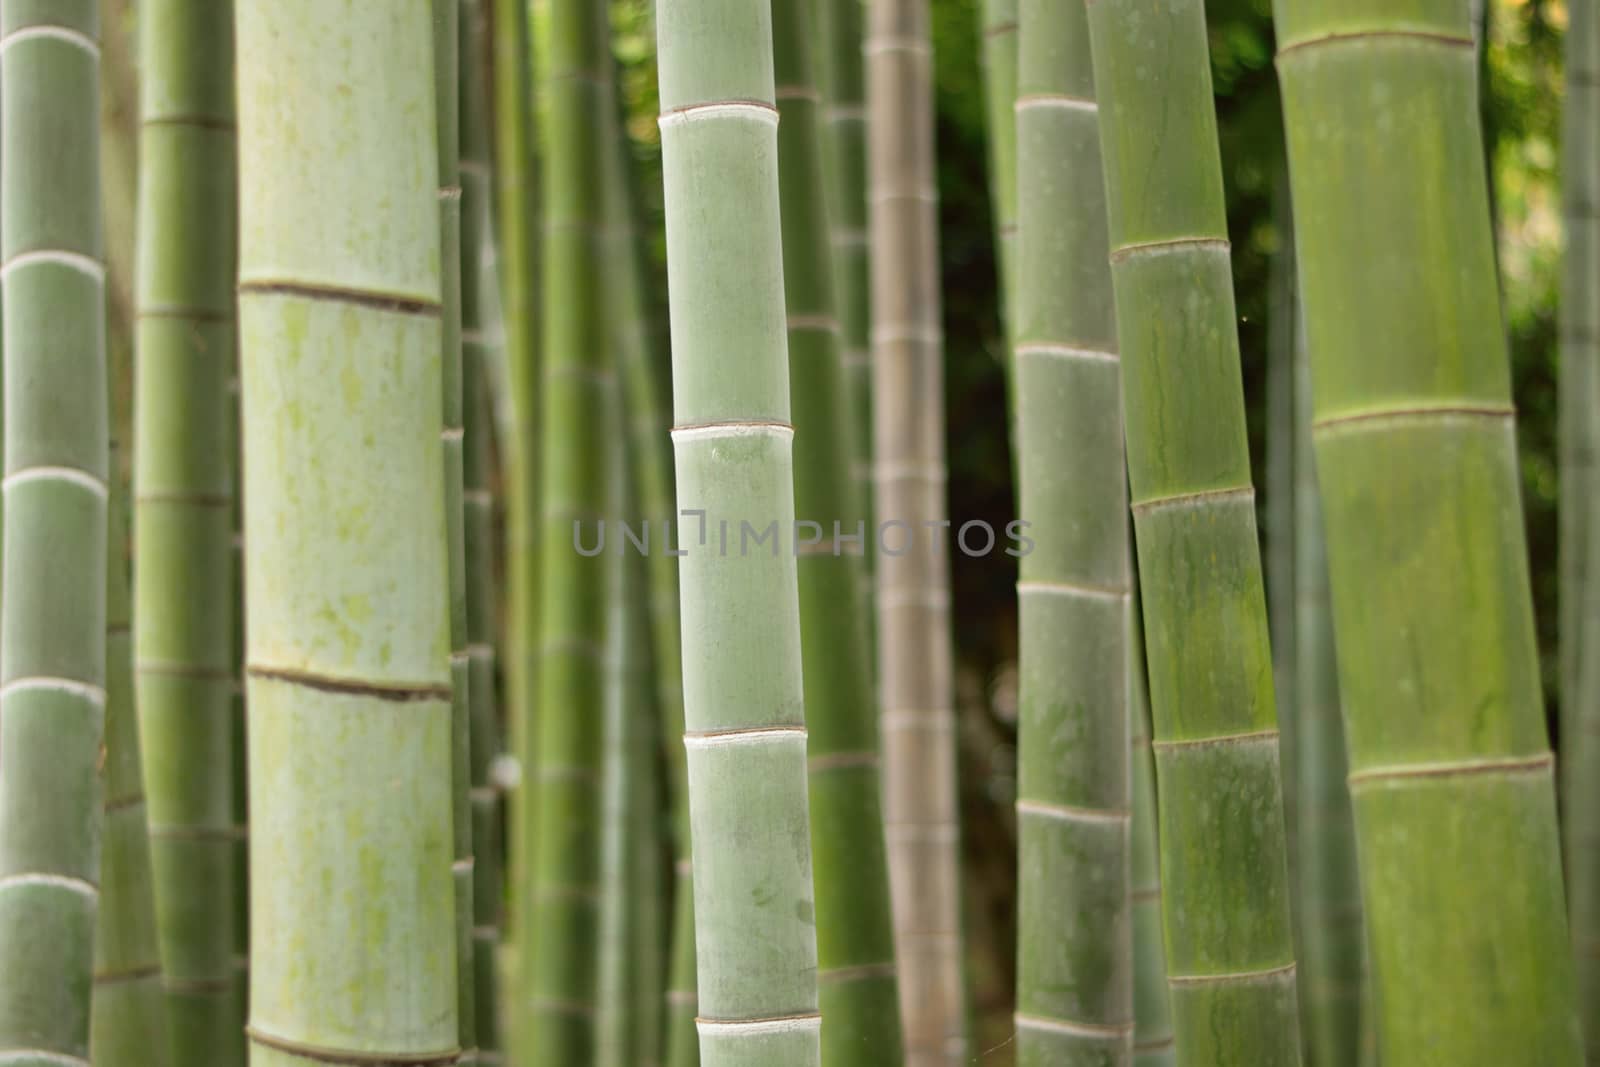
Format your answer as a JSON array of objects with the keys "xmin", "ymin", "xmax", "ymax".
[
  {"xmin": 1562, "ymin": 0, "xmax": 1600, "ymax": 1050},
  {"xmin": 773, "ymin": 0, "xmax": 904, "ymax": 1057},
  {"xmin": 1013, "ymin": 0, "xmax": 1132, "ymax": 1060},
  {"xmin": 131, "ymin": 3, "xmax": 242, "ymax": 1062},
  {"xmin": 527, "ymin": 0, "xmax": 612, "ymax": 1055},
  {"xmin": 1275, "ymin": 1, "xmax": 1583, "ymax": 1061},
  {"xmin": 1086, "ymin": 1, "xmax": 1302, "ymax": 1062},
  {"xmin": 91, "ymin": 442, "xmax": 169, "ymax": 1067},
  {"xmin": 0, "ymin": 3, "xmax": 109, "ymax": 1064},
  {"xmin": 657, "ymin": 0, "xmax": 822, "ymax": 1061},
  {"xmin": 236, "ymin": 4, "xmax": 459, "ymax": 1066}
]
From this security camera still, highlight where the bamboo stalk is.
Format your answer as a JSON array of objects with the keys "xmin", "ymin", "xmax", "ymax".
[
  {"xmin": 0, "ymin": 3, "xmax": 109, "ymax": 1063},
  {"xmin": 1266, "ymin": 173, "xmax": 1297, "ymax": 910},
  {"xmin": 91, "ymin": 439, "xmax": 169, "ymax": 1067},
  {"xmin": 1013, "ymin": 0, "xmax": 1133, "ymax": 1061},
  {"xmin": 866, "ymin": 2, "xmax": 967, "ymax": 1061},
  {"xmin": 980, "ymin": 0, "xmax": 1018, "ymax": 329},
  {"xmin": 1275, "ymin": 1, "xmax": 1583, "ymax": 1060},
  {"xmin": 1129, "ymin": 597, "xmax": 1175, "ymax": 1067},
  {"xmin": 656, "ymin": 0, "xmax": 822, "ymax": 1061},
  {"xmin": 1085, "ymin": 1, "xmax": 1302, "ymax": 1061},
  {"xmin": 773, "ymin": 0, "xmax": 904, "ymax": 1058},
  {"xmin": 236, "ymin": 4, "xmax": 458, "ymax": 1065},
  {"xmin": 131, "ymin": 3, "xmax": 242, "ymax": 1061},
  {"xmin": 526, "ymin": 0, "xmax": 613, "ymax": 1055},
  {"xmin": 1563, "ymin": 0, "xmax": 1600, "ymax": 1047},
  {"xmin": 1291, "ymin": 283, "xmax": 1363, "ymax": 1067}
]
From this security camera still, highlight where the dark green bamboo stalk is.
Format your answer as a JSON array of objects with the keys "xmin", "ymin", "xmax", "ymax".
[
  {"xmin": 0, "ymin": 4, "xmax": 109, "ymax": 1064},
  {"xmin": 1129, "ymin": 599, "xmax": 1175, "ymax": 1067},
  {"xmin": 866, "ymin": 2, "xmax": 967, "ymax": 1060},
  {"xmin": 1085, "ymin": 1, "xmax": 1302, "ymax": 1062},
  {"xmin": 1291, "ymin": 293, "xmax": 1363, "ymax": 1067},
  {"xmin": 981, "ymin": 0, "xmax": 1018, "ymax": 326},
  {"xmin": 1562, "ymin": 0, "xmax": 1600, "ymax": 1047},
  {"xmin": 131, "ymin": 3, "xmax": 241, "ymax": 1061},
  {"xmin": 527, "ymin": 0, "xmax": 612, "ymax": 1055},
  {"xmin": 1266, "ymin": 173, "xmax": 1297, "ymax": 896},
  {"xmin": 1275, "ymin": 1, "xmax": 1582, "ymax": 1061},
  {"xmin": 91, "ymin": 444, "xmax": 168, "ymax": 1067},
  {"xmin": 237, "ymin": 3, "xmax": 459, "ymax": 1065},
  {"xmin": 657, "ymin": 0, "xmax": 822, "ymax": 1061},
  {"xmin": 1012, "ymin": 1, "xmax": 1133, "ymax": 1061},
  {"xmin": 773, "ymin": 0, "xmax": 904, "ymax": 1058}
]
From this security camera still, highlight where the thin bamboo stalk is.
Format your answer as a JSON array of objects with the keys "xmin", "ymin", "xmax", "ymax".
[
  {"xmin": 773, "ymin": 0, "xmax": 904, "ymax": 1058},
  {"xmin": 866, "ymin": 2, "xmax": 967, "ymax": 1062},
  {"xmin": 460, "ymin": 3, "xmax": 501, "ymax": 1056},
  {"xmin": 91, "ymin": 442, "xmax": 169, "ymax": 1067},
  {"xmin": 526, "ymin": 0, "xmax": 613, "ymax": 1055},
  {"xmin": 131, "ymin": 3, "xmax": 242, "ymax": 1061},
  {"xmin": 236, "ymin": 4, "xmax": 458, "ymax": 1065},
  {"xmin": 1085, "ymin": 1, "xmax": 1302, "ymax": 1061},
  {"xmin": 1266, "ymin": 173, "xmax": 1297, "ymax": 907},
  {"xmin": 1276, "ymin": 1, "xmax": 1583, "ymax": 1060},
  {"xmin": 656, "ymin": 0, "xmax": 822, "ymax": 1061},
  {"xmin": 1291, "ymin": 290, "xmax": 1362, "ymax": 1067},
  {"xmin": 980, "ymin": 0, "xmax": 1018, "ymax": 328},
  {"xmin": 0, "ymin": 3, "xmax": 109, "ymax": 1063},
  {"xmin": 1563, "ymin": 0, "xmax": 1600, "ymax": 1047},
  {"xmin": 1013, "ymin": 0, "xmax": 1133, "ymax": 1060},
  {"xmin": 434, "ymin": 3, "xmax": 478, "ymax": 1061},
  {"xmin": 1129, "ymin": 597, "xmax": 1175, "ymax": 1067}
]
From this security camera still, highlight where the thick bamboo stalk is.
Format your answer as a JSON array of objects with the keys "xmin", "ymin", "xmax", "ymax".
[
  {"xmin": 1013, "ymin": 0, "xmax": 1133, "ymax": 1060},
  {"xmin": 1563, "ymin": 0, "xmax": 1600, "ymax": 1046},
  {"xmin": 1291, "ymin": 293, "xmax": 1363, "ymax": 1067},
  {"xmin": 1129, "ymin": 599, "xmax": 1175, "ymax": 1067},
  {"xmin": 0, "ymin": 4, "xmax": 109, "ymax": 1064},
  {"xmin": 526, "ymin": 0, "xmax": 612, "ymax": 1056},
  {"xmin": 656, "ymin": 0, "xmax": 822, "ymax": 1061},
  {"xmin": 1275, "ymin": 2, "xmax": 1583, "ymax": 1061},
  {"xmin": 434, "ymin": 3, "xmax": 478, "ymax": 1061},
  {"xmin": 817, "ymin": 0, "xmax": 875, "ymax": 585},
  {"xmin": 866, "ymin": 2, "xmax": 967, "ymax": 1061},
  {"xmin": 236, "ymin": 4, "xmax": 458, "ymax": 1066},
  {"xmin": 130, "ymin": 3, "xmax": 242, "ymax": 1061},
  {"xmin": 772, "ymin": 0, "xmax": 904, "ymax": 1059},
  {"xmin": 1085, "ymin": 2, "xmax": 1302, "ymax": 1062},
  {"xmin": 91, "ymin": 445, "xmax": 169, "ymax": 1067}
]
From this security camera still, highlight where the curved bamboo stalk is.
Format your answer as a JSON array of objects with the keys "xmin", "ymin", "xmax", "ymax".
[
  {"xmin": 656, "ymin": 0, "xmax": 822, "ymax": 1061},
  {"xmin": 1275, "ymin": 1, "xmax": 1583, "ymax": 1061},
  {"xmin": 1085, "ymin": 1, "xmax": 1302, "ymax": 1061},
  {"xmin": 526, "ymin": 0, "xmax": 612, "ymax": 1055},
  {"xmin": 236, "ymin": 4, "xmax": 459, "ymax": 1065},
  {"xmin": 773, "ymin": 0, "xmax": 904, "ymax": 1058},
  {"xmin": 866, "ymin": 1, "xmax": 967, "ymax": 1060},
  {"xmin": 91, "ymin": 443, "xmax": 169, "ymax": 1067},
  {"xmin": 1129, "ymin": 599, "xmax": 1175, "ymax": 1067},
  {"xmin": 131, "ymin": 3, "xmax": 242, "ymax": 1060},
  {"xmin": 1013, "ymin": 0, "xmax": 1133, "ymax": 1061},
  {"xmin": 0, "ymin": 3, "xmax": 109, "ymax": 1063}
]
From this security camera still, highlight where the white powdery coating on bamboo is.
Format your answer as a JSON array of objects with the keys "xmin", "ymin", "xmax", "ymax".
[
  {"xmin": 1014, "ymin": 343, "xmax": 1118, "ymax": 364},
  {"xmin": 2, "ymin": 466, "xmax": 109, "ymax": 499},
  {"xmin": 1014, "ymin": 95, "xmax": 1098, "ymax": 113},
  {"xmin": 0, "ymin": 677, "xmax": 107, "ymax": 706},
  {"xmin": 1168, "ymin": 960, "xmax": 1297, "ymax": 986},
  {"xmin": 0, "ymin": 872, "xmax": 98, "ymax": 898},
  {"xmin": 696, "ymin": 1014, "xmax": 823, "ymax": 1037},
  {"xmin": 1016, "ymin": 799, "xmax": 1132, "ymax": 825},
  {"xmin": 1014, "ymin": 1013, "xmax": 1133, "ymax": 1038},
  {"xmin": 0, "ymin": 25, "xmax": 99, "ymax": 56},
  {"xmin": 0, "ymin": 249, "xmax": 106, "ymax": 281},
  {"xmin": 658, "ymin": 101, "xmax": 781, "ymax": 130},
  {"xmin": 684, "ymin": 726, "xmax": 808, "ymax": 750},
  {"xmin": 671, "ymin": 422, "xmax": 795, "ymax": 444},
  {"xmin": 1016, "ymin": 580, "xmax": 1130, "ymax": 603},
  {"xmin": 0, "ymin": 1052, "xmax": 92, "ymax": 1067}
]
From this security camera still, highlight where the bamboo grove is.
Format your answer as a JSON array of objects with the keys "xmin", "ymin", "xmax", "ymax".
[{"xmin": 2, "ymin": 1, "xmax": 1598, "ymax": 1066}]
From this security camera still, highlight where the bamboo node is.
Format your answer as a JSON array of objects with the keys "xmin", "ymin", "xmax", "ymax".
[
  {"xmin": 1346, "ymin": 751, "xmax": 1553, "ymax": 788},
  {"xmin": 92, "ymin": 963, "xmax": 161, "ymax": 986},
  {"xmin": 0, "ymin": 872, "xmax": 97, "ymax": 898},
  {"xmin": 1151, "ymin": 728, "xmax": 1279, "ymax": 751},
  {"xmin": 1312, "ymin": 403, "xmax": 1515, "ymax": 434},
  {"xmin": 2, "ymin": 465, "xmax": 109, "ymax": 499},
  {"xmin": 237, "ymin": 280, "xmax": 442, "ymax": 318},
  {"xmin": 1013, "ymin": 1013, "xmax": 1134, "ymax": 1038},
  {"xmin": 0, "ymin": 24, "xmax": 98, "ymax": 56},
  {"xmin": 671, "ymin": 420, "xmax": 795, "ymax": 442},
  {"xmin": 1276, "ymin": 28, "xmax": 1475, "ymax": 62},
  {"xmin": 684, "ymin": 725, "xmax": 808, "ymax": 750},
  {"xmin": 695, "ymin": 1013, "xmax": 823, "ymax": 1037},
  {"xmin": 1014, "ymin": 342, "xmax": 1118, "ymax": 365},
  {"xmin": 246, "ymin": 665, "xmax": 452, "ymax": 704},
  {"xmin": 1130, "ymin": 484, "xmax": 1253, "ymax": 515},
  {"xmin": 1167, "ymin": 960, "xmax": 1296, "ymax": 986},
  {"xmin": 246, "ymin": 1025, "xmax": 460, "ymax": 1065},
  {"xmin": 1014, "ymin": 93, "xmax": 1098, "ymax": 113},
  {"xmin": 0, "ymin": 1051, "xmax": 90, "ymax": 1067},
  {"xmin": 1108, "ymin": 236, "xmax": 1229, "ymax": 265},
  {"xmin": 658, "ymin": 100, "xmax": 780, "ymax": 129},
  {"xmin": 787, "ymin": 314, "xmax": 841, "ymax": 334},
  {"xmin": 1016, "ymin": 580, "xmax": 1130, "ymax": 602},
  {"xmin": 1015, "ymin": 799, "xmax": 1133, "ymax": 825},
  {"xmin": 0, "ymin": 676, "xmax": 106, "ymax": 707}
]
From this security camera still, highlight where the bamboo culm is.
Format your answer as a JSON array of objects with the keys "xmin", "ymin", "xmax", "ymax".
[
  {"xmin": 657, "ymin": 0, "xmax": 822, "ymax": 1061},
  {"xmin": 773, "ymin": 0, "xmax": 905, "ymax": 1057},
  {"xmin": 1013, "ymin": 0, "xmax": 1133, "ymax": 1060},
  {"xmin": 1086, "ymin": 1, "xmax": 1303, "ymax": 1061},
  {"xmin": 1129, "ymin": 599, "xmax": 1175, "ymax": 1067},
  {"xmin": 236, "ymin": 4, "xmax": 459, "ymax": 1065},
  {"xmin": 866, "ymin": 1, "xmax": 967, "ymax": 1060},
  {"xmin": 0, "ymin": 2, "xmax": 109, "ymax": 1063},
  {"xmin": 527, "ymin": 0, "xmax": 613, "ymax": 1055},
  {"xmin": 131, "ymin": 3, "xmax": 242, "ymax": 1061},
  {"xmin": 1275, "ymin": 0, "xmax": 1583, "ymax": 1060}
]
